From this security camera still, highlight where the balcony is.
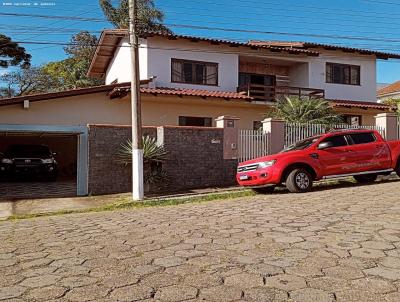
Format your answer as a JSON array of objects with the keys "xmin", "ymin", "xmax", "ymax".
[{"xmin": 238, "ymin": 84, "xmax": 325, "ymax": 102}]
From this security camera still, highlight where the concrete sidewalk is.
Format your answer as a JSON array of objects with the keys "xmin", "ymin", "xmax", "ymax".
[{"xmin": 0, "ymin": 186, "xmax": 242, "ymax": 220}]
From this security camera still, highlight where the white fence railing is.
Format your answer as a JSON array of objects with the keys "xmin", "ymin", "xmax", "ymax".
[
  {"xmin": 285, "ymin": 123, "xmax": 386, "ymax": 147},
  {"xmin": 238, "ymin": 130, "xmax": 270, "ymax": 162}
]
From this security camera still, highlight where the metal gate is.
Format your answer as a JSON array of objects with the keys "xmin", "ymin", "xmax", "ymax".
[{"xmin": 238, "ymin": 130, "xmax": 270, "ymax": 162}]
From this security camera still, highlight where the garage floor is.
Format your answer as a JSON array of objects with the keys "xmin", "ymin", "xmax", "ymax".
[{"xmin": 0, "ymin": 179, "xmax": 76, "ymax": 200}]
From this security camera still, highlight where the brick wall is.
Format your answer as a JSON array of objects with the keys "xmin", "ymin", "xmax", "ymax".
[
  {"xmin": 158, "ymin": 126, "xmax": 237, "ymax": 191},
  {"xmin": 88, "ymin": 125, "xmax": 157, "ymax": 195},
  {"xmin": 88, "ymin": 125, "xmax": 237, "ymax": 195}
]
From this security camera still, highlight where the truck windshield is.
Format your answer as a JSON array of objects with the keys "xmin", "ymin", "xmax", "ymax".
[{"xmin": 282, "ymin": 136, "xmax": 321, "ymax": 152}]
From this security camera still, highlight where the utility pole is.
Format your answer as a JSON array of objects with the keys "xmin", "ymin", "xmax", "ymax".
[{"xmin": 129, "ymin": 0, "xmax": 144, "ymax": 200}]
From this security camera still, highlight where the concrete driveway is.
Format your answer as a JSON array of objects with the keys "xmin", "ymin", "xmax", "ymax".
[{"xmin": 1, "ymin": 180, "xmax": 400, "ymax": 301}]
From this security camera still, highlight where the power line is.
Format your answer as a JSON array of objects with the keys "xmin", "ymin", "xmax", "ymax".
[
  {"xmin": 169, "ymin": 0, "xmax": 399, "ymax": 18},
  {"xmin": 160, "ymin": 1, "xmax": 400, "ymax": 27},
  {"xmin": 0, "ymin": 12, "xmax": 105, "ymax": 22},
  {"xmin": 1, "ymin": 40, "xmax": 399, "ymax": 62},
  {"xmin": 361, "ymin": 0, "xmax": 400, "ymax": 5},
  {"xmin": 162, "ymin": 10, "xmax": 400, "ymax": 33},
  {"xmin": 164, "ymin": 23, "xmax": 400, "ymax": 43}
]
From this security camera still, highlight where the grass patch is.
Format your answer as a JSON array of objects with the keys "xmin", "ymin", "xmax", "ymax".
[{"xmin": 6, "ymin": 189, "xmax": 255, "ymax": 221}]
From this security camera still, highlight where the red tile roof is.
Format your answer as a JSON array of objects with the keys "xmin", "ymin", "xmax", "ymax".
[
  {"xmin": 113, "ymin": 86, "xmax": 252, "ymax": 100},
  {"xmin": 329, "ymin": 99, "xmax": 394, "ymax": 110},
  {"xmin": 377, "ymin": 81, "xmax": 400, "ymax": 96},
  {"xmin": 249, "ymin": 41, "xmax": 400, "ymax": 60},
  {"xmin": 0, "ymin": 81, "xmax": 149, "ymax": 107}
]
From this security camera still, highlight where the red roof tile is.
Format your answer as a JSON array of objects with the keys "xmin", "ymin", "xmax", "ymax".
[
  {"xmin": 377, "ymin": 81, "xmax": 400, "ymax": 96},
  {"xmin": 249, "ymin": 41, "xmax": 400, "ymax": 60},
  {"xmin": 140, "ymin": 87, "xmax": 251, "ymax": 99},
  {"xmin": 329, "ymin": 99, "xmax": 394, "ymax": 110},
  {"xmin": 108, "ymin": 86, "xmax": 252, "ymax": 100}
]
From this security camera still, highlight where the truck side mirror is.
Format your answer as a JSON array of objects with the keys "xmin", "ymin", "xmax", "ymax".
[{"xmin": 318, "ymin": 141, "xmax": 334, "ymax": 150}]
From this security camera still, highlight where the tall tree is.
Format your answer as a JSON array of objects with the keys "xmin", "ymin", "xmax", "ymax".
[
  {"xmin": 0, "ymin": 67, "xmax": 59, "ymax": 98},
  {"xmin": 0, "ymin": 31, "xmax": 101, "ymax": 98},
  {"xmin": 0, "ymin": 34, "xmax": 31, "ymax": 68},
  {"xmin": 42, "ymin": 31, "xmax": 102, "ymax": 90},
  {"xmin": 99, "ymin": 0, "xmax": 171, "ymax": 32}
]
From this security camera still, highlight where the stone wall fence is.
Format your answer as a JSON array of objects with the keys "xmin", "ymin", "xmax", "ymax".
[{"xmin": 87, "ymin": 116, "xmax": 240, "ymax": 195}]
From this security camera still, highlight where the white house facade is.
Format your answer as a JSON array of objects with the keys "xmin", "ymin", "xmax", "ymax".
[{"xmin": 93, "ymin": 30, "xmax": 391, "ymax": 103}]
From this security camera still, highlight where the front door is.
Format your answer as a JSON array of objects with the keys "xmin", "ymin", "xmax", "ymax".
[{"xmin": 317, "ymin": 134, "xmax": 353, "ymax": 176}]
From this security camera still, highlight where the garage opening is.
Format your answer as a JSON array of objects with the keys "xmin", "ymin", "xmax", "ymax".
[{"xmin": 0, "ymin": 125, "xmax": 88, "ymax": 200}]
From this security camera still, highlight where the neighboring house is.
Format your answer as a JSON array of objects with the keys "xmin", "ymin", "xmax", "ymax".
[{"xmin": 378, "ymin": 80, "xmax": 400, "ymax": 101}]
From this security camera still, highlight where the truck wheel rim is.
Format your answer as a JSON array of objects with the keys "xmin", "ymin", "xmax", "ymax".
[{"xmin": 295, "ymin": 172, "xmax": 309, "ymax": 189}]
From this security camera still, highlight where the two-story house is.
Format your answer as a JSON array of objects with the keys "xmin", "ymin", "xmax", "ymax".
[
  {"xmin": 0, "ymin": 29, "xmax": 397, "ymax": 131},
  {"xmin": 86, "ymin": 29, "xmax": 397, "ymax": 128},
  {"xmin": 0, "ymin": 29, "xmax": 397, "ymax": 197}
]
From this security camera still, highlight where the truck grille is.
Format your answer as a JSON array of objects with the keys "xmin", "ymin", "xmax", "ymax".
[
  {"xmin": 14, "ymin": 158, "xmax": 43, "ymax": 165},
  {"xmin": 237, "ymin": 163, "xmax": 259, "ymax": 172}
]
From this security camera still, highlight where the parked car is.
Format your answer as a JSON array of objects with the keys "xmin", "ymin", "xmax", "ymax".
[
  {"xmin": 237, "ymin": 129, "xmax": 400, "ymax": 193},
  {"xmin": 0, "ymin": 144, "xmax": 58, "ymax": 181}
]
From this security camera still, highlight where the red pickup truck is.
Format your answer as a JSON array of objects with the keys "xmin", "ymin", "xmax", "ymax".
[{"xmin": 236, "ymin": 129, "xmax": 400, "ymax": 193}]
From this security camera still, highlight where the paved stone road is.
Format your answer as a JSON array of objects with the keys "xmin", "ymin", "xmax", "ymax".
[{"xmin": 2, "ymin": 180, "xmax": 400, "ymax": 302}]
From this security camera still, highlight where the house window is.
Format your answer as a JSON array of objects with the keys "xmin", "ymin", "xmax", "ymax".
[
  {"xmin": 326, "ymin": 63, "xmax": 360, "ymax": 85},
  {"xmin": 342, "ymin": 115, "xmax": 362, "ymax": 126},
  {"xmin": 179, "ymin": 116, "xmax": 212, "ymax": 127},
  {"xmin": 171, "ymin": 59, "xmax": 218, "ymax": 86}
]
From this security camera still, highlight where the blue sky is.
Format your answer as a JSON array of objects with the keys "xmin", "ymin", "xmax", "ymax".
[{"xmin": 1, "ymin": 0, "xmax": 399, "ymax": 83}]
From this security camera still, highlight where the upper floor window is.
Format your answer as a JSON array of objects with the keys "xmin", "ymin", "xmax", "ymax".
[
  {"xmin": 326, "ymin": 63, "xmax": 360, "ymax": 85},
  {"xmin": 171, "ymin": 59, "xmax": 218, "ymax": 86}
]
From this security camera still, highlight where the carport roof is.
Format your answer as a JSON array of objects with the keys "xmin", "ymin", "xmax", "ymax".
[{"xmin": 0, "ymin": 80, "xmax": 151, "ymax": 107}]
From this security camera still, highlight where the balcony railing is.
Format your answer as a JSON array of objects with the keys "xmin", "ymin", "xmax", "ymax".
[{"xmin": 238, "ymin": 84, "xmax": 325, "ymax": 102}]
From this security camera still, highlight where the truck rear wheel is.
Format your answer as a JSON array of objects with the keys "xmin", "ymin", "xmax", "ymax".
[
  {"xmin": 396, "ymin": 160, "xmax": 400, "ymax": 177},
  {"xmin": 285, "ymin": 168, "xmax": 313, "ymax": 193},
  {"xmin": 252, "ymin": 186, "xmax": 275, "ymax": 194},
  {"xmin": 353, "ymin": 174, "xmax": 377, "ymax": 183}
]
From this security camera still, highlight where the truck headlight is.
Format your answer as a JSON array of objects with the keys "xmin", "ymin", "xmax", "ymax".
[
  {"xmin": 42, "ymin": 159, "xmax": 54, "ymax": 164},
  {"xmin": 1, "ymin": 158, "xmax": 13, "ymax": 164},
  {"xmin": 257, "ymin": 160, "xmax": 276, "ymax": 169}
]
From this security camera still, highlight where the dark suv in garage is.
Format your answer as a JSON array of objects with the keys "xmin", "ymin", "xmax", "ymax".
[{"xmin": 0, "ymin": 144, "xmax": 58, "ymax": 181}]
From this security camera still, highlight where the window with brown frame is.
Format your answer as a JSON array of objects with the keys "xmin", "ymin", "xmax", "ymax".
[
  {"xmin": 326, "ymin": 63, "xmax": 360, "ymax": 85},
  {"xmin": 171, "ymin": 59, "xmax": 218, "ymax": 86},
  {"xmin": 179, "ymin": 116, "xmax": 212, "ymax": 127}
]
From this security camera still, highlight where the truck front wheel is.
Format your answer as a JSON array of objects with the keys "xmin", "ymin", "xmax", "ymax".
[{"xmin": 285, "ymin": 168, "xmax": 313, "ymax": 193}]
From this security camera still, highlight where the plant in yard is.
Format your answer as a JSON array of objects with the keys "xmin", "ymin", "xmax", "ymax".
[
  {"xmin": 382, "ymin": 98, "xmax": 400, "ymax": 117},
  {"xmin": 118, "ymin": 136, "xmax": 168, "ymax": 186},
  {"xmin": 269, "ymin": 96, "xmax": 342, "ymax": 125}
]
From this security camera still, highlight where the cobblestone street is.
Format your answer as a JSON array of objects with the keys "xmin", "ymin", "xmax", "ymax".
[{"xmin": 2, "ymin": 180, "xmax": 400, "ymax": 301}]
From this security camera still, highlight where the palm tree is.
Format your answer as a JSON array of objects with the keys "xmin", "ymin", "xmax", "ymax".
[
  {"xmin": 269, "ymin": 96, "xmax": 342, "ymax": 125},
  {"xmin": 118, "ymin": 136, "xmax": 168, "ymax": 186},
  {"xmin": 99, "ymin": 0, "xmax": 171, "ymax": 33}
]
